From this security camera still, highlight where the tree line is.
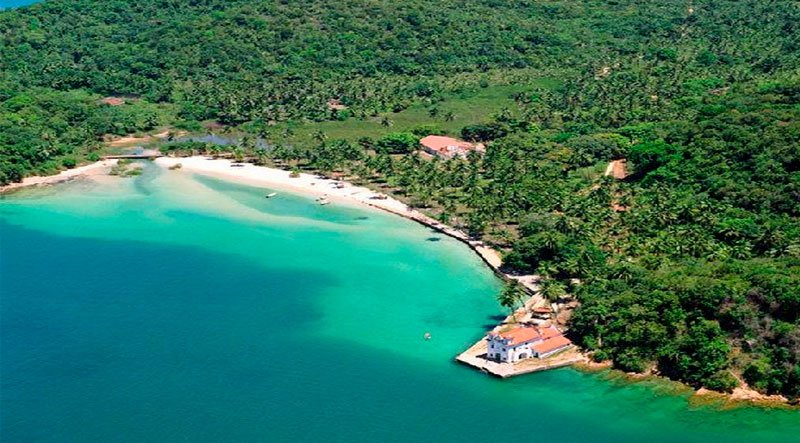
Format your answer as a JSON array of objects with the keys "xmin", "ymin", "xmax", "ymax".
[{"xmin": 1, "ymin": 0, "xmax": 799, "ymax": 398}]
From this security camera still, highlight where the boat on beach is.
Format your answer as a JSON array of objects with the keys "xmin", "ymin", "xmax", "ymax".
[{"xmin": 317, "ymin": 196, "xmax": 331, "ymax": 205}]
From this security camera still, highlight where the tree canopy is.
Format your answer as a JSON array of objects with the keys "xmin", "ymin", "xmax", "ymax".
[{"xmin": 1, "ymin": 0, "xmax": 799, "ymax": 398}]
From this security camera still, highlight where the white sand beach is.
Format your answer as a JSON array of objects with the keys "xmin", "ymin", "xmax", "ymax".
[
  {"xmin": 154, "ymin": 157, "xmax": 552, "ymax": 308},
  {"xmin": 2, "ymin": 154, "xmax": 536, "ymax": 293},
  {"xmin": 154, "ymin": 156, "xmax": 514, "ymax": 278},
  {"xmin": 0, "ymin": 160, "xmax": 118, "ymax": 193}
]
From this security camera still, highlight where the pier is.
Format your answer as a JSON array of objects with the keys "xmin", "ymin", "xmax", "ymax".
[
  {"xmin": 455, "ymin": 296, "xmax": 586, "ymax": 378},
  {"xmin": 456, "ymin": 338, "xmax": 585, "ymax": 378},
  {"xmin": 102, "ymin": 153, "xmax": 162, "ymax": 160}
]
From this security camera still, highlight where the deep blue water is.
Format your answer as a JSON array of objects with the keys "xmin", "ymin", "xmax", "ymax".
[{"xmin": 2, "ymin": 168, "xmax": 799, "ymax": 442}]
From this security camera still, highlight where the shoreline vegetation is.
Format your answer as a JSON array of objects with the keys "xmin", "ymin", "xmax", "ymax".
[
  {"xmin": 0, "ymin": 159, "xmax": 117, "ymax": 193},
  {"xmin": 3, "ymin": 154, "xmax": 795, "ymax": 409},
  {"xmin": 2, "ymin": 0, "xmax": 798, "ymax": 408}
]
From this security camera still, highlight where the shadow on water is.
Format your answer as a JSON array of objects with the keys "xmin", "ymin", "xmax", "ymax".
[
  {"xmin": 131, "ymin": 160, "xmax": 163, "ymax": 196},
  {"xmin": 3, "ymin": 196, "xmax": 800, "ymax": 442},
  {"xmin": 426, "ymin": 236, "xmax": 442, "ymax": 242}
]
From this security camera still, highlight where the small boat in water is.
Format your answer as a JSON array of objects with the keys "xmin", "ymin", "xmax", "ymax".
[
  {"xmin": 265, "ymin": 192, "xmax": 277, "ymax": 198},
  {"xmin": 318, "ymin": 197, "xmax": 331, "ymax": 206}
]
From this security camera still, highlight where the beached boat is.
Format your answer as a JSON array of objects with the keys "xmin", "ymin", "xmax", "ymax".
[{"xmin": 317, "ymin": 196, "xmax": 331, "ymax": 205}]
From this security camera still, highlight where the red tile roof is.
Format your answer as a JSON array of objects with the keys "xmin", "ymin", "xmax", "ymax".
[
  {"xmin": 100, "ymin": 97, "xmax": 125, "ymax": 106},
  {"xmin": 532, "ymin": 335, "xmax": 572, "ymax": 355},
  {"xmin": 610, "ymin": 159, "xmax": 627, "ymax": 179},
  {"xmin": 495, "ymin": 327, "xmax": 541, "ymax": 346},
  {"xmin": 419, "ymin": 135, "xmax": 482, "ymax": 158},
  {"xmin": 538, "ymin": 325, "xmax": 563, "ymax": 341},
  {"xmin": 489, "ymin": 325, "xmax": 571, "ymax": 348}
]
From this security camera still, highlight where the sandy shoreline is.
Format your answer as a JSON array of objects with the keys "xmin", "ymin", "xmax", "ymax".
[
  {"xmin": 5, "ymin": 155, "xmax": 794, "ymax": 407},
  {"xmin": 105, "ymin": 130, "xmax": 187, "ymax": 147},
  {"xmin": 155, "ymin": 156, "xmax": 516, "ymax": 280},
  {"xmin": 0, "ymin": 160, "xmax": 118, "ymax": 194}
]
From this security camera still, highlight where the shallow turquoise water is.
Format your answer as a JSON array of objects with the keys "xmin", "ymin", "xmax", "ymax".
[
  {"xmin": 1, "ymin": 164, "xmax": 798, "ymax": 442},
  {"xmin": 0, "ymin": 0, "xmax": 41, "ymax": 9}
]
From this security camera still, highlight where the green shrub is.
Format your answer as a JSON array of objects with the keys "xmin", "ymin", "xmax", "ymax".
[
  {"xmin": 375, "ymin": 132, "xmax": 419, "ymax": 154},
  {"xmin": 703, "ymin": 370, "xmax": 739, "ymax": 392}
]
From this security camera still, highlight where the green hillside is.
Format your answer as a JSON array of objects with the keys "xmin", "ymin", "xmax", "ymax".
[{"xmin": 1, "ymin": 0, "xmax": 799, "ymax": 398}]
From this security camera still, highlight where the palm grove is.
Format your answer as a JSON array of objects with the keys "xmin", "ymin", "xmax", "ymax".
[{"xmin": 1, "ymin": 0, "xmax": 799, "ymax": 398}]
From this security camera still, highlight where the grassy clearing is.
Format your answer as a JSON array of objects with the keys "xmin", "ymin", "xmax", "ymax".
[{"xmin": 273, "ymin": 81, "xmax": 558, "ymax": 146}]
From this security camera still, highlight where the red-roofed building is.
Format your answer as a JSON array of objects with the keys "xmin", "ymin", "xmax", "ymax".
[
  {"xmin": 605, "ymin": 159, "xmax": 627, "ymax": 179},
  {"xmin": 100, "ymin": 97, "xmax": 125, "ymax": 106},
  {"xmin": 532, "ymin": 335, "xmax": 573, "ymax": 358},
  {"xmin": 486, "ymin": 325, "xmax": 572, "ymax": 362},
  {"xmin": 419, "ymin": 135, "xmax": 484, "ymax": 159}
]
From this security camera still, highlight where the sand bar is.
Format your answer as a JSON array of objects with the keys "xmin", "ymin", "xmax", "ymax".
[
  {"xmin": 154, "ymin": 156, "xmax": 539, "ymax": 289},
  {"xmin": 0, "ymin": 160, "xmax": 118, "ymax": 194},
  {"xmin": 105, "ymin": 130, "xmax": 187, "ymax": 147}
]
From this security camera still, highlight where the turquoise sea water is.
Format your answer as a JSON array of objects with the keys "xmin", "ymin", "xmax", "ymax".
[
  {"xmin": 1, "ymin": 163, "xmax": 798, "ymax": 442},
  {"xmin": 0, "ymin": 0, "xmax": 41, "ymax": 9}
]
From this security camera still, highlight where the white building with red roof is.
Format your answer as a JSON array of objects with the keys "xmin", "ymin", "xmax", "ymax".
[
  {"xmin": 486, "ymin": 325, "xmax": 573, "ymax": 363},
  {"xmin": 419, "ymin": 135, "xmax": 484, "ymax": 159}
]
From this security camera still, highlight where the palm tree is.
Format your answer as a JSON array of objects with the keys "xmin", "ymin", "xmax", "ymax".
[
  {"xmin": 540, "ymin": 278, "xmax": 567, "ymax": 303},
  {"xmin": 497, "ymin": 280, "xmax": 527, "ymax": 322},
  {"xmin": 311, "ymin": 130, "xmax": 328, "ymax": 143}
]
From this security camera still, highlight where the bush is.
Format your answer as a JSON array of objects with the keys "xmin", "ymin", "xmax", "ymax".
[
  {"xmin": 375, "ymin": 132, "xmax": 419, "ymax": 154},
  {"xmin": 461, "ymin": 122, "xmax": 508, "ymax": 142},
  {"xmin": 410, "ymin": 124, "xmax": 446, "ymax": 137},
  {"xmin": 613, "ymin": 349, "xmax": 650, "ymax": 373},
  {"xmin": 743, "ymin": 358, "xmax": 773, "ymax": 392},
  {"xmin": 703, "ymin": 370, "xmax": 739, "ymax": 392},
  {"xmin": 61, "ymin": 157, "xmax": 77, "ymax": 168}
]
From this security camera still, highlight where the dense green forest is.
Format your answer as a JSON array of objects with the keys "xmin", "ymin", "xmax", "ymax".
[{"xmin": 1, "ymin": 1, "xmax": 799, "ymax": 399}]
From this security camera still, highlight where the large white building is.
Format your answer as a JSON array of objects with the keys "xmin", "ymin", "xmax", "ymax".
[{"xmin": 486, "ymin": 325, "xmax": 572, "ymax": 363}]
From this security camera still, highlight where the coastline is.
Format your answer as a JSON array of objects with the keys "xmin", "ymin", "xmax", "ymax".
[
  {"xmin": 4, "ymin": 155, "xmax": 796, "ymax": 408},
  {"xmin": 154, "ymin": 156, "xmax": 522, "ymax": 286},
  {"xmin": 105, "ymin": 129, "xmax": 187, "ymax": 147},
  {"xmin": 158, "ymin": 156, "xmax": 795, "ymax": 408},
  {"xmin": 0, "ymin": 160, "xmax": 118, "ymax": 194}
]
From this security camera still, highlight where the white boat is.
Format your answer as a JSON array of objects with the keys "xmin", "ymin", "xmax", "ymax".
[
  {"xmin": 318, "ymin": 196, "xmax": 331, "ymax": 205},
  {"xmin": 265, "ymin": 192, "xmax": 277, "ymax": 198}
]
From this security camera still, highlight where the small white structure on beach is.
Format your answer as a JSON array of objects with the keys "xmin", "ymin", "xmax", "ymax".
[{"xmin": 486, "ymin": 325, "xmax": 572, "ymax": 363}]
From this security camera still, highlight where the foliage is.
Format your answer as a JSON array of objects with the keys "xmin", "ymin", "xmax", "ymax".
[
  {"xmin": 375, "ymin": 132, "xmax": 419, "ymax": 154},
  {"xmin": 0, "ymin": 84, "xmax": 172, "ymax": 184},
  {"xmin": 497, "ymin": 280, "xmax": 527, "ymax": 319},
  {"xmin": 1, "ymin": 0, "xmax": 799, "ymax": 399}
]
